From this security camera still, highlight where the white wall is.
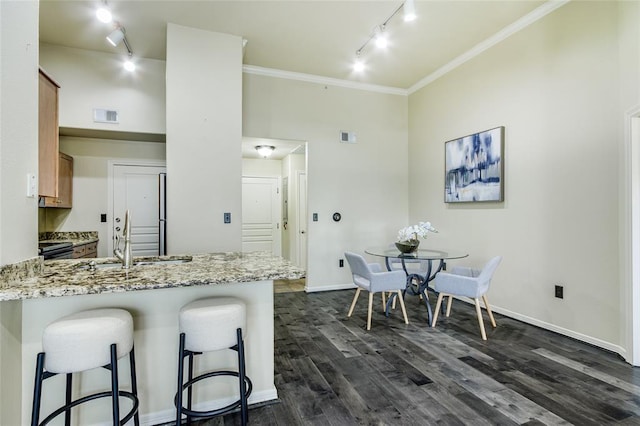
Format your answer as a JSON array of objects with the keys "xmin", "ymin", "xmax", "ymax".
[
  {"xmin": 243, "ymin": 75, "xmax": 408, "ymax": 290},
  {"xmin": 166, "ymin": 25, "xmax": 243, "ymax": 254},
  {"xmin": 0, "ymin": 2, "xmax": 39, "ymax": 423},
  {"xmin": 242, "ymin": 158, "xmax": 282, "ymax": 177},
  {"xmin": 39, "ymin": 44, "xmax": 166, "ymax": 135},
  {"xmin": 41, "ymin": 137, "xmax": 166, "ymax": 257},
  {"xmin": 408, "ymin": 1, "xmax": 637, "ymax": 354}
]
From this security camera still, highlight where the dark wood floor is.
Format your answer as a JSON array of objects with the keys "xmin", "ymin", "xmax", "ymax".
[{"xmin": 194, "ymin": 290, "xmax": 640, "ymax": 425}]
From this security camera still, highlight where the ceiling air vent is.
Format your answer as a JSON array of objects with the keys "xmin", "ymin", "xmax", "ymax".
[{"xmin": 93, "ymin": 108, "xmax": 119, "ymax": 124}]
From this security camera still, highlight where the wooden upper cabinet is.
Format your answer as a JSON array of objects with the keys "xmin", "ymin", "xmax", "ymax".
[
  {"xmin": 38, "ymin": 68, "xmax": 60, "ymax": 198},
  {"xmin": 43, "ymin": 152, "xmax": 73, "ymax": 208}
]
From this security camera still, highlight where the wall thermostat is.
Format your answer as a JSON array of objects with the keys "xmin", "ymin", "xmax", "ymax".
[{"xmin": 332, "ymin": 212, "xmax": 341, "ymax": 222}]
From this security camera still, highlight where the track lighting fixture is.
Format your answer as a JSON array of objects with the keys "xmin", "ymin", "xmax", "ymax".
[
  {"xmin": 403, "ymin": 0, "xmax": 417, "ymax": 22},
  {"xmin": 352, "ymin": 1, "xmax": 417, "ymax": 72},
  {"xmin": 374, "ymin": 26, "xmax": 388, "ymax": 49},
  {"xmin": 255, "ymin": 145, "xmax": 275, "ymax": 158},
  {"xmin": 353, "ymin": 51, "xmax": 365, "ymax": 72},
  {"xmin": 96, "ymin": 7, "xmax": 112, "ymax": 23},
  {"xmin": 106, "ymin": 27, "xmax": 125, "ymax": 47}
]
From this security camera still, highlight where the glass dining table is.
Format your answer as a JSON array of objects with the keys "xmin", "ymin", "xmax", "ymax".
[{"xmin": 365, "ymin": 246, "xmax": 468, "ymax": 324}]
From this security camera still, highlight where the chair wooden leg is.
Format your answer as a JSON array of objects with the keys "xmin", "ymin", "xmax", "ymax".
[
  {"xmin": 483, "ymin": 295, "xmax": 497, "ymax": 328},
  {"xmin": 348, "ymin": 288, "xmax": 361, "ymax": 317},
  {"xmin": 432, "ymin": 293, "xmax": 445, "ymax": 327},
  {"xmin": 392, "ymin": 292, "xmax": 397, "ymax": 310},
  {"xmin": 474, "ymin": 298, "xmax": 487, "ymax": 340},
  {"xmin": 396, "ymin": 290, "xmax": 409, "ymax": 324},
  {"xmin": 446, "ymin": 295, "xmax": 453, "ymax": 317},
  {"xmin": 367, "ymin": 292, "xmax": 374, "ymax": 330},
  {"xmin": 381, "ymin": 291, "xmax": 386, "ymax": 312}
]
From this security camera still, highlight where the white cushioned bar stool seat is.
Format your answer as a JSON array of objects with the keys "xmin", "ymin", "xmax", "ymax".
[
  {"xmin": 175, "ymin": 297, "xmax": 252, "ymax": 426},
  {"xmin": 31, "ymin": 308, "xmax": 140, "ymax": 426}
]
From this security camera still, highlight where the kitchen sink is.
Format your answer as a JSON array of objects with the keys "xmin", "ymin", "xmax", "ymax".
[{"xmin": 78, "ymin": 257, "xmax": 192, "ymax": 270}]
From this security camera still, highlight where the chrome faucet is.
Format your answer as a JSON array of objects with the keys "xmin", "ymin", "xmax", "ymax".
[{"xmin": 114, "ymin": 210, "xmax": 133, "ymax": 269}]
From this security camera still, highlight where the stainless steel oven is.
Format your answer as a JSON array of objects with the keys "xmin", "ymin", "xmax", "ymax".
[{"xmin": 38, "ymin": 242, "xmax": 74, "ymax": 260}]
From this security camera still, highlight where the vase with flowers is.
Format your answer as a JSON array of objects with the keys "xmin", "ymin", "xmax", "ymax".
[{"xmin": 395, "ymin": 221, "xmax": 438, "ymax": 253}]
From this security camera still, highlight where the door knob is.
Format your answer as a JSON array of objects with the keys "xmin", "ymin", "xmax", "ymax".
[
  {"xmin": 301, "ymin": 230, "xmax": 306, "ymax": 234},
  {"xmin": 116, "ymin": 218, "xmax": 121, "ymax": 223},
  {"xmin": 115, "ymin": 227, "xmax": 121, "ymax": 232}
]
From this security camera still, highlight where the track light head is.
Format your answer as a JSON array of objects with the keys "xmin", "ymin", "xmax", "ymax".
[
  {"xmin": 107, "ymin": 27, "xmax": 125, "ymax": 47},
  {"xmin": 375, "ymin": 26, "xmax": 388, "ymax": 49},
  {"xmin": 96, "ymin": 6, "xmax": 112, "ymax": 23},
  {"xmin": 403, "ymin": 0, "xmax": 417, "ymax": 22}
]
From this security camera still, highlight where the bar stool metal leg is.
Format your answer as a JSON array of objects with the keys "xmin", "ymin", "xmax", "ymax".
[
  {"xmin": 129, "ymin": 346, "xmax": 141, "ymax": 426},
  {"xmin": 31, "ymin": 352, "xmax": 46, "ymax": 426},
  {"xmin": 109, "ymin": 343, "xmax": 120, "ymax": 426},
  {"xmin": 64, "ymin": 373, "xmax": 72, "ymax": 426},
  {"xmin": 237, "ymin": 328, "xmax": 249, "ymax": 425},
  {"xmin": 176, "ymin": 333, "xmax": 186, "ymax": 426}
]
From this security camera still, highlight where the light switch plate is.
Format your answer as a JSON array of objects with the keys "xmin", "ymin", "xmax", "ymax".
[{"xmin": 26, "ymin": 173, "xmax": 36, "ymax": 198}]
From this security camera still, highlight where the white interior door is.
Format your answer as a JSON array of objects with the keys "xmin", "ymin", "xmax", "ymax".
[
  {"xmin": 112, "ymin": 164, "xmax": 166, "ymax": 257},
  {"xmin": 298, "ymin": 172, "xmax": 307, "ymax": 269},
  {"xmin": 242, "ymin": 177, "xmax": 281, "ymax": 255}
]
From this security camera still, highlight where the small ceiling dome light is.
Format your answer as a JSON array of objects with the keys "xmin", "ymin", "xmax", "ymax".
[
  {"xmin": 96, "ymin": 6, "xmax": 112, "ymax": 23},
  {"xmin": 123, "ymin": 58, "xmax": 135, "ymax": 72},
  {"xmin": 375, "ymin": 25, "xmax": 388, "ymax": 49},
  {"xmin": 107, "ymin": 27, "xmax": 125, "ymax": 47},
  {"xmin": 403, "ymin": 0, "xmax": 417, "ymax": 22},
  {"xmin": 255, "ymin": 145, "xmax": 275, "ymax": 158}
]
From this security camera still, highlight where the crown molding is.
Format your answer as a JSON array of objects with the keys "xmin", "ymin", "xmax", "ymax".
[
  {"xmin": 242, "ymin": 65, "xmax": 408, "ymax": 96},
  {"xmin": 407, "ymin": 0, "xmax": 571, "ymax": 94},
  {"xmin": 242, "ymin": 1, "xmax": 569, "ymax": 97}
]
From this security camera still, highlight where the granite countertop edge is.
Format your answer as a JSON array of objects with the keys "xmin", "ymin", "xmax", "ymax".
[{"xmin": 0, "ymin": 252, "xmax": 305, "ymax": 302}]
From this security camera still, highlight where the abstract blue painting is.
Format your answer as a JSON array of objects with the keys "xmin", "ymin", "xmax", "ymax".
[{"xmin": 444, "ymin": 126, "xmax": 504, "ymax": 203}]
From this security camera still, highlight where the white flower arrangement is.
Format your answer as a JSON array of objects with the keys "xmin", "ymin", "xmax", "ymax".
[{"xmin": 397, "ymin": 221, "xmax": 438, "ymax": 242}]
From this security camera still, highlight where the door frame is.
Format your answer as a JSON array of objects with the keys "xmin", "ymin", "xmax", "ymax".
[
  {"xmin": 107, "ymin": 160, "xmax": 167, "ymax": 255},
  {"xmin": 627, "ymin": 105, "xmax": 640, "ymax": 366},
  {"xmin": 296, "ymin": 170, "xmax": 307, "ymax": 270}
]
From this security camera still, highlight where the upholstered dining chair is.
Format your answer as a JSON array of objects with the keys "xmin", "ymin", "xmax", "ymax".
[
  {"xmin": 431, "ymin": 256, "xmax": 502, "ymax": 340},
  {"xmin": 345, "ymin": 252, "xmax": 409, "ymax": 330}
]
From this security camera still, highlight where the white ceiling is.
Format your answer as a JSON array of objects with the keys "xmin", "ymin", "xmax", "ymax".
[{"xmin": 39, "ymin": 0, "xmax": 547, "ymax": 90}]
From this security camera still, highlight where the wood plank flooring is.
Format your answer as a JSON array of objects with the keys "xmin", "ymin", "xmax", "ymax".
[{"xmin": 192, "ymin": 290, "xmax": 640, "ymax": 425}]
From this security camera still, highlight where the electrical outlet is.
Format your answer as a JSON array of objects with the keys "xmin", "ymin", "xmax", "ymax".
[
  {"xmin": 442, "ymin": 262, "xmax": 447, "ymax": 271},
  {"xmin": 313, "ymin": 213, "xmax": 318, "ymax": 222},
  {"xmin": 555, "ymin": 285, "xmax": 564, "ymax": 299},
  {"xmin": 224, "ymin": 212, "xmax": 231, "ymax": 224},
  {"xmin": 100, "ymin": 214, "xmax": 107, "ymax": 223},
  {"xmin": 339, "ymin": 259, "xmax": 344, "ymax": 268}
]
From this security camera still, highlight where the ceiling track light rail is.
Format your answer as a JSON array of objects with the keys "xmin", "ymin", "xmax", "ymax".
[
  {"xmin": 353, "ymin": 0, "xmax": 417, "ymax": 72},
  {"xmin": 97, "ymin": 1, "xmax": 136, "ymax": 72}
]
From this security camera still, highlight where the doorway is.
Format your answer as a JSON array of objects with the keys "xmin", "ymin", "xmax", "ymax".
[
  {"xmin": 108, "ymin": 161, "xmax": 166, "ymax": 256},
  {"xmin": 241, "ymin": 177, "xmax": 281, "ymax": 255}
]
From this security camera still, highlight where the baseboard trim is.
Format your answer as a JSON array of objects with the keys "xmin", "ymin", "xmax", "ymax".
[
  {"xmin": 451, "ymin": 296, "xmax": 627, "ymax": 359},
  {"xmin": 305, "ymin": 283, "xmax": 355, "ymax": 293},
  {"xmin": 138, "ymin": 388, "xmax": 278, "ymax": 426}
]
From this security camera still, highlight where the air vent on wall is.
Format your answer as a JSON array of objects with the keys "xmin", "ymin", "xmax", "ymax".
[
  {"xmin": 93, "ymin": 108, "xmax": 119, "ymax": 124},
  {"xmin": 340, "ymin": 130, "xmax": 356, "ymax": 144}
]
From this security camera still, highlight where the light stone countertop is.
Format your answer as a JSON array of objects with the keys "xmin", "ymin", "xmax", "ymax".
[{"xmin": 0, "ymin": 252, "xmax": 305, "ymax": 302}]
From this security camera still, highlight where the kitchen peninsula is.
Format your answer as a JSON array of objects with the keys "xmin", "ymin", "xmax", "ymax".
[{"xmin": 0, "ymin": 251, "xmax": 304, "ymax": 425}]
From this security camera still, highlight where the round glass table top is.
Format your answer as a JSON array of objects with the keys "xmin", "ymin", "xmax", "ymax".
[{"xmin": 365, "ymin": 246, "xmax": 468, "ymax": 261}]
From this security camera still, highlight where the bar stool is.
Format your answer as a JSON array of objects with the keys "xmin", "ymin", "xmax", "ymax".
[
  {"xmin": 175, "ymin": 297, "xmax": 252, "ymax": 425},
  {"xmin": 31, "ymin": 308, "xmax": 140, "ymax": 426}
]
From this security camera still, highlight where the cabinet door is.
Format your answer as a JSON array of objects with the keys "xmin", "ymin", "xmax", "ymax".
[
  {"xmin": 38, "ymin": 69, "xmax": 59, "ymax": 197},
  {"xmin": 43, "ymin": 152, "xmax": 73, "ymax": 208}
]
